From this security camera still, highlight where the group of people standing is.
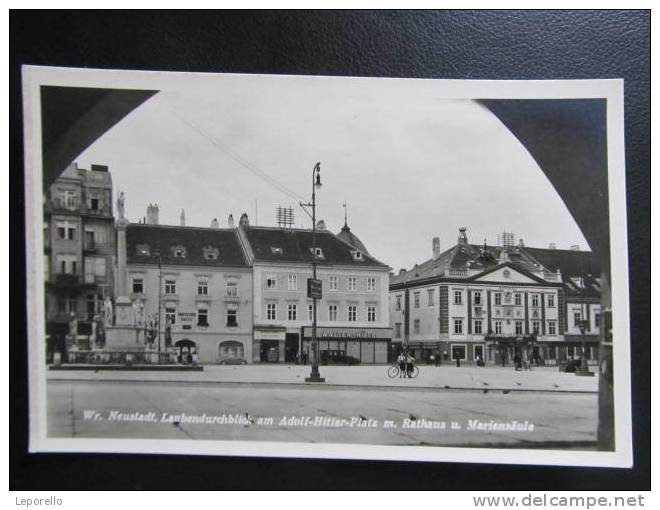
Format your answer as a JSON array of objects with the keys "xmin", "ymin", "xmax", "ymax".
[{"xmin": 396, "ymin": 351, "xmax": 416, "ymax": 378}]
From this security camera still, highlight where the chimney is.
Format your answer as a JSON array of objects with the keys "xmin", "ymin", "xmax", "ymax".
[
  {"xmin": 228, "ymin": 214, "xmax": 235, "ymax": 228},
  {"xmin": 432, "ymin": 237, "xmax": 441, "ymax": 259},
  {"xmin": 570, "ymin": 244, "xmax": 580, "ymax": 251},
  {"xmin": 518, "ymin": 238, "xmax": 525, "ymax": 247},
  {"xmin": 458, "ymin": 227, "xmax": 468, "ymax": 246},
  {"xmin": 316, "ymin": 219, "xmax": 327, "ymax": 231},
  {"xmin": 146, "ymin": 203, "xmax": 159, "ymax": 225},
  {"xmin": 239, "ymin": 212, "xmax": 250, "ymax": 228},
  {"xmin": 548, "ymin": 243, "xmax": 557, "ymax": 249},
  {"xmin": 210, "ymin": 218, "xmax": 219, "ymax": 228},
  {"xmin": 399, "ymin": 268, "xmax": 407, "ymax": 276},
  {"xmin": 180, "ymin": 209, "xmax": 186, "ymax": 227}
]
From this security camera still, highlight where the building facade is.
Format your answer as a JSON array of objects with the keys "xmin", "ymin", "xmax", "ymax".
[
  {"xmin": 389, "ymin": 228, "xmax": 602, "ymax": 366},
  {"xmin": 125, "ymin": 219, "xmax": 253, "ymax": 364},
  {"xmin": 44, "ymin": 163, "xmax": 116, "ymax": 354},
  {"xmin": 238, "ymin": 215, "xmax": 392, "ymax": 364}
]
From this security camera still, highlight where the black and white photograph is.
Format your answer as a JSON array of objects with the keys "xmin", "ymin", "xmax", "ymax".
[{"xmin": 22, "ymin": 66, "xmax": 631, "ymax": 467}]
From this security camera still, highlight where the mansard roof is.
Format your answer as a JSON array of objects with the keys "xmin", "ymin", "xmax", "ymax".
[
  {"xmin": 126, "ymin": 224, "xmax": 249, "ymax": 268},
  {"xmin": 243, "ymin": 226, "xmax": 389, "ymax": 268}
]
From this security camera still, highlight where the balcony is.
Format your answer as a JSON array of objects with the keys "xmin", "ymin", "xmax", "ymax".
[
  {"xmin": 447, "ymin": 269, "xmax": 468, "ymax": 277},
  {"xmin": 83, "ymin": 240, "xmax": 109, "ymax": 253}
]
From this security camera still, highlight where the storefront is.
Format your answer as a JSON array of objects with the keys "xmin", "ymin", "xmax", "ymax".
[
  {"xmin": 253, "ymin": 326, "xmax": 286, "ymax": 363},
  {"xmin": 301, "ymin": 326, "xmax": 392, "ymax": 365}
]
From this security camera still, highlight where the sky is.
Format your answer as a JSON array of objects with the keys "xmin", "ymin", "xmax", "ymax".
[{"xmin": 76, "ymin": 74, "xmax": 589, "ymax": 272}]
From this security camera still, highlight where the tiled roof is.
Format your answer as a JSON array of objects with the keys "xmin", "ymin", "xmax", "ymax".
[
  {"xmin": 243, "ymin": 226, "xmax": 389, "ymax": 268},
  {"xmin": 126, "ymin": 224, "xmax": 249, "ymax": 267}
]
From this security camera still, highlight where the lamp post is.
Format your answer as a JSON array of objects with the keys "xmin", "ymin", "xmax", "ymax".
[
  {"xmin": 154, "ymin": 250, "xmax": 162, "ymax": 355},
  {"xmin": 302, "ymin": 162, "xmax": 325, "ymax": 383},
  {"xmin": 575, "ymin": 317, "xmax": 594, "ymax": 376}
]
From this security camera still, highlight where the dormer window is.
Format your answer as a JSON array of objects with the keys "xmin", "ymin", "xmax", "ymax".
[
  {"xmin": 203, "ymin": 246, "xmax": 219, "ymax": 261},
  {"xmin": 271, "ymin": 247, "xmax": 283, "ymax": 255},
  {"xmin": 351, "ymin": 250, "xmax": 363, "ymax": 261},
  {"xmin": 310, "ymin": 247, "xmax": 324, "ymax": 259},
  {"xmin": 171, "ymin": 245, "xmax": 187, "ymax": 259},
  {"xmin": 136, "ymin": 244, "xmax": 150, "ymax": 257}
]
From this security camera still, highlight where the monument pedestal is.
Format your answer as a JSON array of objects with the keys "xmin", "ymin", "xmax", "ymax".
[{"xmin": 105, "ymin": 297, "xmax": 145, "ymax": 352}]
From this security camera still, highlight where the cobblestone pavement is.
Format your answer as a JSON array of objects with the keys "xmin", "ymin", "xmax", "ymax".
[{"xmin": 48, "ymin": 377, "xmax": 598, "ymax": 447}]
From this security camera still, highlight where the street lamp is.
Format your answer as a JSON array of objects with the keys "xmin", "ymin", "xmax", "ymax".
[
  {"xmin": 301, "ymin": 162, "xmax": 325, "ymax": 383},
  {"xmin": 575, "ymin": 317, "xmax": 594, "ymax": 377},
  {"xmin": 154, "ymin": 249, "xmax": 163, "ymax": 356}
]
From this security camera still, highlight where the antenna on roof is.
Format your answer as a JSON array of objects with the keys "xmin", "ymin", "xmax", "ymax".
[{"xmin": 276, "ymin": 205, "xmax": 295, "ymax": 229}]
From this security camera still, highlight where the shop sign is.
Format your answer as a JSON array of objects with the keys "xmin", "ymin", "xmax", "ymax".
[
  {"xmin": 178, "ymin": 312, "xmax": 196, "ymax": 322},
  {"xmin": 302, "ymin": 327, "xmax": 393, "ymax": 340}
]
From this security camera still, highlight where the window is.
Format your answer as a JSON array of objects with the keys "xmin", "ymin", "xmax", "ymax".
[
  {"xmin": 56, "ymin": 221, "xmax": 76, "ymax": 241},
  {"xmin": 367, "ymin": 277, "xmax": 376, "ymax": 292},
  {"xmin": 504, "ymin": 292, "xmax": 512, "ymax": 304},
  {"xmin": 548, "ymin": 346, "xmax": 557, "ymax": 360},
  {"xmin": 531, "ymin": 294, "xmax": 539, "ymax": 307},
  {"xmin": 515, "ymin": 293, "xmax": 522, "ymax": 306},
  {"xmin": 348, "ymin": 277, "xmax": 357, "ymax": 291},
  {"xmin": 394, "ymin": 323, "xmax": 402, "ymax": 338},
  {"xmin": 266, "ymin": 274, "xmax": 277, "ymax": 289},
  {"xmin": 548, "ymin": 320, "xmax": 557, "ymax": 335},
  {"xmin": 203, "ymin": 246, "xmax": 219, "ymax": 260},
  {"xmin": 311, "ymin": 247, "xmax": 324, "ymax": 259},
  {"xmin": 348, "ymin": 305, "xmax": 357, "ymax": 322},
  {"xmin": 165, "ymin": 307, "xmax": 176, "ymax": 325},
  {"xmin": 58, "ymin": 190, "xmax": 77, "ymax": 209},
  {"xmin": 226, "ymin": 281, "xmax": 238, "ymax": 297},
  {"xmin": 453, "ymin": 319, "xmax": 463, "ymax": 335},
  {"xmin": 413, "ymin": 319, "xmax": 421, "ymax": 334},
  {"xmin": 57, "ymin": 255, "xmax": 77, "ymax": 274},
  {"xmin": 594, "ymin": 313, "xmax": 601, "ymax": 328},
  {"xmin": 197, "ymin": 280, "xmax": 209, "ymax": 296},
  {"xmin": 90, "ymin": 197, "xmax": 99, "ymax": 210},
  {"xmin": 132, "ymin": 278, "xmax": 144, "ymax": 294},
  {"xmin": 573, "ymin": 312, "xmax": 582, "ymax": 327},
  {"xmin": 515, "ymin": 321, "xmax": 523, "ymax": 335},
  {"xmin": 226, "ymin": 309, "xmax": 238, "ymax": 327},
  {"xmin": 267, "ymin": 303, "xmax": 277, "ymax": 320},
  {"xmin": 329, "ymin": 276, "xmax": 338, "ymax": 291},
  {"xmin": 567, "ymin": 346, "xmax": 575, "ymax": 358},
  {"xmin": 367, "ymin": 306, "xmax": 376, "ymax": 322},
  {"xmin": 288, "ymin": 304, "xmax": 297, "ymax": 321},
  {"xmin": 395, "ymin": 295, "xmax": 402, "ymax": 311},
  {"xmin": 494, "ymin": 292, "xmax": 502, "ymax": 306},
  {"xmin": 547, "ymin": 294, "xmax": 555, "ymax": 307},
  {"xmin": 427, "ymin": 289, "xmax": 435, "ymax": 306},
  {"xmin": 532, "ymin": 321, "xmax": 541, "ymax": 335},
  {"xmin": 413, "ymin": 292, "xmax": 420, "ymax": 308},
  {"xmin": 473, "ymin": 291, "xmax": 481, "ymax": 305},
  {"xmin": 288, "ymin": 274, "xmax": 297, "ymax": 290},
  {"xmin": 197, "ymin": 308, "xmax": 209, "ymax": 327},
  {"xmin": 451, "ymin": 345, "xmax": 467, "ymax": 361},
  {"xmin": 495, "ymin": 320, "xmax": 503, "ymax": 334},
  {"xmin": 352, "ymin": 250, "xmax": 363, "ymax": 261},
  {"xmin": 454, "ymin": 290, "xmax": 462, "ymax": 305},
  {"xmin": 328, "ymin": 305, "xmax": 338, "ymax": 321},
  {"xmin": 58, "ymin": 298, "xmax": 77, "ymax": 314},
  {"xmin": 171, "ymin": 246, "xmax": 187, "ymax": 258},
  {"xmin": 84, "ymin": 229, "xmax": 95, "ymax": 247},
  {"xmin": 165, "ymin": 280, "xmax": 176, "ymax": 295},
  {"xmin": 308, "ymin": 304, "xmax": 313, "ymax": 321},
  {"xmin": 474, "ymin": 319, "xmax": 483, "ymax": 335}
]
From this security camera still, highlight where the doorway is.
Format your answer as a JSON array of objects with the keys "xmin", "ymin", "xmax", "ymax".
[
  {"xmin": 285, "ymin": 333, "xmax": 299, "ymax": 363},
  {"xmin": 260, "ymin": 340, "xmax": 280, "ymax": 362}
]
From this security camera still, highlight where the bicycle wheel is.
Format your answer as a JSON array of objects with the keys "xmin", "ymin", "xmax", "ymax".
[
  {"xmin": 410, "ymin": 366, "xmax": 420, "ymax": 378},
  {"xmin": 387, "ymin": 365, "xmax": 399, "ymax": 378}
]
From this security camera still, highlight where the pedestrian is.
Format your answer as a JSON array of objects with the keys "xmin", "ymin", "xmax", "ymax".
[
  {"xmin": 406, "ymin": 351, "xmax": 416, "ymax": 377},
  {"xmin": 397, "ymin": 351, "xmax": 406, "ymax": 378}
]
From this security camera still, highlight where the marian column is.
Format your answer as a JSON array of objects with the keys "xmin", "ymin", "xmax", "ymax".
[{"xmin": 105, "ymin": 191, "xmax": 140, "ymax": 350}]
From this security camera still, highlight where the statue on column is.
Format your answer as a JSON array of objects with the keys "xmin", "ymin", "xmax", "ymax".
[
  {"xmin": 104, "ymin": 296, "xmax": 114, "ymax": 327},
  {"xmin": 117, "ymin": 191, "xmax": 126, "ymax": 219}
]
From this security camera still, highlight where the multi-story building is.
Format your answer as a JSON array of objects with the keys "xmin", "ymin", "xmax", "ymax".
[
  {"xmin": 124, "ymin": 208, "xmax": 253, "ymax": 364},
  {"xmin": 237, "ymin": 215, "xmax": 392, "ymax": 364},
  {"xmin": 389, "ymin": 228, "xmax": 602, "ymax": 366},
  {"xmin": 44, "ymin": 163, "xmax": 115, "ymax": 353}
]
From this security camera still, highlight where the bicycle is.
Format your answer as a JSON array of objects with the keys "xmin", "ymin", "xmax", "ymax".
[{"xmin": 387, "ymin": 364, "xmax": 419, "ymax": 378}]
